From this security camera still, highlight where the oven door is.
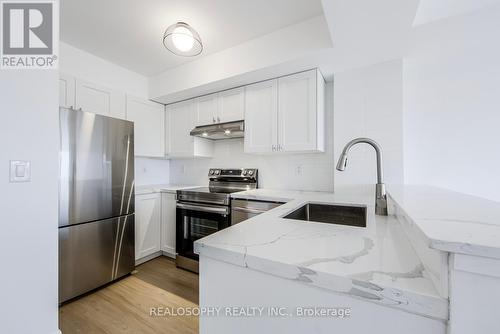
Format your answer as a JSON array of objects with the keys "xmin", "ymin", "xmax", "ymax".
[{"xmin": 176, "ymin": 202, "xmax": 230, "ymax": 261}]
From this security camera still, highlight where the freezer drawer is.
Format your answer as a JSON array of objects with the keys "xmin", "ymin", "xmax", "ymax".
[{"xmin": 59, "ymin": 214, "xmax": 135, "ymax": 303}]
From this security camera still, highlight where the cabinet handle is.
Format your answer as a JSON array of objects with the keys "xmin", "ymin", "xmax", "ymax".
[
  {"xmin": 272, "ymin": 145, "xmax": 275, "ymax": 151},
  {"xmin": 217, "ymin": 116, "xmax": 220, "ymax": 123},
  {"xmin": 212, "ymin": 117, "xmax": 215, "ymax": 123}
]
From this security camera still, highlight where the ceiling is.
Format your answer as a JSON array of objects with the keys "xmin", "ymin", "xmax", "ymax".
[
  {"xmin": 61, "ymin": 0, "xmax": 324, "ymax": 76},
  {"xmin": 413, "ymin": 0, "xmax": 500, "ymax": 26}
]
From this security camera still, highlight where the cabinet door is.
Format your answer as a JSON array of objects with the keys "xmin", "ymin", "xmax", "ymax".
[
  {"xmin": 75, "ymin": 79, "xmax": 126, "ymax": 119},
  {"xmin": 218, "ymin": 87, "xmax": 244, "ymax": 123},
  {"xmin": 135, "ymin": 193, "xmax": 161, "ymax": 260},
  {"xmin": 167, "ymin": 100, "xmax": 195, "ymax": 156},
  {"xmin": 59, "ymin": 73, "xmax": 75, "ymax": 108},
  {"xmin": 161, "ymin": 192, "xmax": 177, "ymax": 257},
  {"xmin": 126, "ymin": 95, "xmax": 165, "ymax": 158},
  {"xmin": 278, "ymin": 70, "xmax": 317, "ymax": 152},
  {"xmin": 244, "ymin": 79, "xmax": 278, "ymax": 153},
  {"xmin": 195, "ymin": 93, "xmax": 218, "ymax": 126}
]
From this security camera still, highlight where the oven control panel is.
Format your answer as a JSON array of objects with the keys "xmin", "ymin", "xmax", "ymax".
[{"xmin": 208, "ymin": 168, "xmax": 258, "ymax": 180}]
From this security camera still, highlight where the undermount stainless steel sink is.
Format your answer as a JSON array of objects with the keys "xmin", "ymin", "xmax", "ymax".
[{"xmin": 283, "ymin": 203, "xmax": 367, "ymax": 228}]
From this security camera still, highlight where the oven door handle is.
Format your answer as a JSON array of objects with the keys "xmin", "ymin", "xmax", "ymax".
[
  {"xmin": 183, "ymin": 217, "xmax": 189, "ymax": 240},
  {"xmin": 177, "ymin": 202, "xmax": 229, "ymax": 215}
]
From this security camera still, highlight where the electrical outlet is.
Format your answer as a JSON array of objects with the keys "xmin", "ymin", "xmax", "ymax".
[{"xmin": 296, "ymin": 165, "xmax": 302, "ymax": 176}]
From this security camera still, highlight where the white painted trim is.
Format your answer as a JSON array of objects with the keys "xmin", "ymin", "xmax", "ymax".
[
  {"xmin": 135, "ymin": 251, "xmax": 162, "ymax": 265},
  {"xmin": 452, "ymin": 253, "xmax": 500, "ymax": 278},
  {"xmin": 162, "ymin": 250, "xmax": 176, "ymax": 259}
]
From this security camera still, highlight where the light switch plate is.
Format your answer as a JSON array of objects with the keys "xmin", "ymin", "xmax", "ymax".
[{"xmin": 10, "ymin": 160, "xmax": 31, "ymax": 182}]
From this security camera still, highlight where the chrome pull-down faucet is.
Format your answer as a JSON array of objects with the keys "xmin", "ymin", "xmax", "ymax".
[{"xmin": 336, "ymin": 137, "xmax": 388, "ymax": 216}]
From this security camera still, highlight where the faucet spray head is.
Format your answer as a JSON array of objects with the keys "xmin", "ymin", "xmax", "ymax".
[{"xmin": 336, "ymin": 153, "xmax": 348, "ymax": 171}]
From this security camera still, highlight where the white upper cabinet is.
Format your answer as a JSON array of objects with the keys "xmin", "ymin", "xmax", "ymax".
[
  {"xmin": 75, "ymin": 79, "xmax": 126, "ymax": 119},
  {"xmin": 218, "ymin": 87, "xmax": 245, "ymax": 123},
  {"xmin": 60, "ymin": 75, "xmax": 165, "ymax": 158},
  {"xmin": 244, "ymin": 79, "xmax": 278, "ymax": 154},
  {"xmin": 194, "ymin": 87, "xmax": 245, "ymax": 126},
  {"xmin": 125, "ymin": 95, "xmax": 165, "ymax": 158},
  {"xmin": 244, "ymin": 69, "xmax": 325, "ymax": 154},
  {"xmin": 167, "ymin": 100, "xmax": 195, "ymax": 156},
  {"xmin": 167, "ymin": 100, "xmax": 213, "ymax": 158},
  {"xmin": 59, "ymin": 73, "xmax": 76, "ymax": 109},
  {"xmin": 278, "ymin": 70, "xmax": 324, "ymax": 152},
  {"xmin": 196, "ymin": 93, "xmax": 218, "ymax": 126}
]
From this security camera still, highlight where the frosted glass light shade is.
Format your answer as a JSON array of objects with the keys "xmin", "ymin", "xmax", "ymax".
[{"xmin": 163, "ymin": 22, "xmax": 202, "ymax": 57}]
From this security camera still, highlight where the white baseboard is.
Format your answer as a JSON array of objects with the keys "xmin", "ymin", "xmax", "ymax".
[
  {"xmin": 135, "ymin": 251, "xmax": 162, "ymax": 266},
  {"xmin": 135, "ymin": 251, "xmax": 176, "ymax": 266},
  {"xmin": 162, "ymin": 250, "xmax": 176, "ymax": 259}
]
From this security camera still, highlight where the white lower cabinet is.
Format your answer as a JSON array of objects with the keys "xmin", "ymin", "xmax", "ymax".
[
  {"xmin": 161, "ymin": 192, "xmax": 177, "ymax": 257},
  {"xmin": 135, "ymin": 193, "xmax": 161, "ymax": 261},
  {"xmin": 135, "ymin": 191, "xmax": 177, "ymax": 262}
]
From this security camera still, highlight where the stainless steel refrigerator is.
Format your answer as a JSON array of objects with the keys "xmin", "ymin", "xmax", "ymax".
[{"xmin": 58, "ymin": 107, "xmax": 135, "ymax": 303}]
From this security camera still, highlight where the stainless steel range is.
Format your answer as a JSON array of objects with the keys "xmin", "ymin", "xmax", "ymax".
[{"xmin": 176, "ymin": 168, "xmax": 258, "ymax": 272}]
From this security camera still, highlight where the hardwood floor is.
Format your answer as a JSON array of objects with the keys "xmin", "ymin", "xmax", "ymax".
[{"xmin": 59, "ymin": 256, "xmax": 199, "ymax": 334}]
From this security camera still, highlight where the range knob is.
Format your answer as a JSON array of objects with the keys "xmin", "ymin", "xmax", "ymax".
[
  {"xmin": 248, "ymin": 170, "xmax": 254, "ymax": 176},
  {"xmin": 209, "ymin": 169, "xmax": 214, "ymax": 175},
  {"xmin": 214, "ymin": 170, "xmax": 220, "ymax": 175},
  {"xmin": 242, "ymin": 170, "xmax": 248, "ymax": 176}
]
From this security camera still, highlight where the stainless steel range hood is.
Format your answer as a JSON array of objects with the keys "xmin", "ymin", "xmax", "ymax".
[{"xmin": 190, "ymin": 120, "xmax": 244, "ymax": 140}]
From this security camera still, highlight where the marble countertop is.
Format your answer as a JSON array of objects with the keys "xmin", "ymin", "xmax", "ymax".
[
  {"xmin": 388, "ymin": 185, "xmax": 500, "ymax": 259},
  {"xmin": 135, "ymin": 184, "xmax": 199, "ymax": 195},
  {"xmin": 195, "ymin": 186, "xmax": 448, "ymax": 320}
]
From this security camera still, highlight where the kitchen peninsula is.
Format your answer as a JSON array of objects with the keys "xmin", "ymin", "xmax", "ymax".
[{"xmin": 195, "ymin": 185, "xmax": 500, "ymax": 334}]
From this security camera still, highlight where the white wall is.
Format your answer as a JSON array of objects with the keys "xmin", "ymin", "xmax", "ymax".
[
  {"xmin": 0, "ymin": 72, "xmax": 59, "ymax": 333},
  {"xmin": 403, "ymin": 5, "xmax": 500, "ymax": 202},
  {"xmin": 169, "ymin": 82, "xmax": 335, "ymax": 191},
  {"xmin": 59, "ymin": 42, "xmax": 170, "ymax": 186},
  {"xmin": 135, "ymin": 158, "xmax": 170, "ymax": 186},
  {"xmin": 60, "ymin": 42, "xmax": 148, "ymax": 97},
  {"xmin": 413, "ymin": 0, "xmax": 500, "ymax": 26},
  {"xmin": 334, "ymin": 60, "xmax": 404, "ymax": 187}
]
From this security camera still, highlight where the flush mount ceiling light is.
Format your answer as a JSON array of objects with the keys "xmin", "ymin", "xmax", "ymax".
[{"xmin": 163, "ymin": 22, "xmax": 203, "ymax": 57}]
